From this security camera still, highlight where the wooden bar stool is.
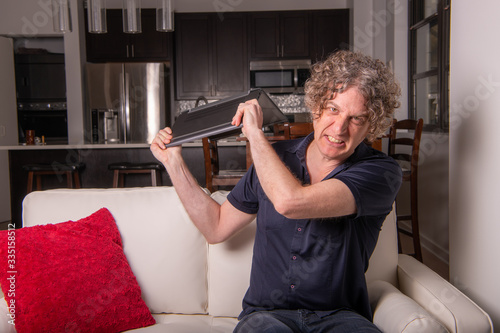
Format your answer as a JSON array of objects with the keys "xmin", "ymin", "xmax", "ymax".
[
  {"xmin": 108, "ymin": 162, "xmax": 164, "ymax": 188},
  {"xmin": 23, "ymin": 163, "xmax": 86, "ymax": 194}
]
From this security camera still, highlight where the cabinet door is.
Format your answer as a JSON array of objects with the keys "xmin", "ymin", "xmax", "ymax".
[
  {"xmin": 86, "ymin": 9, "xmax": 172, "ymax": 62},
  {"xmin": 249, "ymin": 12, "xmax": 280, "ymax": 59},
  {"xmin": 86, "ymin": 10, "xmax": 128, "ymax": 62},
  {"xmin": 281, "ymin": 12, "xmax": 309, "ymax": 58},
  {"xmin": 130, "ymin": 9, "xmax": 172, "ymax": 61},
  {"xmin": 311, "ymin": 9, "xmax": 350, "ymax": 62},
  {"xmin": 213, "ymin": 13, "xmax": 248, "ymax": 98},
  {"xmin": 175, "ymin": 14, "xmax": 213, "ymax": 99}
]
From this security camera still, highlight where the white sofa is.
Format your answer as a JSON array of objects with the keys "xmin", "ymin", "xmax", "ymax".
[{"xmin": 0, "ymin": 187, "xmax": 493, "ymax": 333}]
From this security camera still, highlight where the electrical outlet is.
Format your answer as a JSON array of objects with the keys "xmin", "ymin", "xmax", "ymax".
[{"xmin": 0, "ymin": 125, "xmax": 5, "ymax": 137}]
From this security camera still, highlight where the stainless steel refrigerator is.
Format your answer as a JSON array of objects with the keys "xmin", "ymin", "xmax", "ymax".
[{"xmin": 86, "ymin": 62, "xmax": 171, "ymax": 144}]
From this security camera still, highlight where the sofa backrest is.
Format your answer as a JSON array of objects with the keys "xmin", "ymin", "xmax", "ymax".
[
  {"xmin": 206, "ymin": 191, "xmax": 256, "ymax": 318},
  {"xmin": 23, "ymin": 187, "xmax": 209, "ymax": 315},
  {"xmin": 22, "ymin": 187, "xmax": 398, "ymax": 318}
]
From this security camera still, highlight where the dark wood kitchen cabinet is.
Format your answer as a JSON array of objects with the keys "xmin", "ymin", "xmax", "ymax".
[
  {"xmin": 249, "ymin": 11, "xmax": 309, "ymax": 60},
  {"xmin": 85, "ymin": 9, "xmax": 173, "ymax": 62},
  {"xmin": 175, "ymin": 13, "xmax": 248, "ymax": 99},
  {"xmin": 310, "ymin": 9, "xmax": 350, "ymax": 62}
]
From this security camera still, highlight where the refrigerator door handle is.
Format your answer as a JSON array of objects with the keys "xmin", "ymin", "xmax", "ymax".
[{"xmin": 123, "ymin": 71, "xmax": 131, "ymax": 143}]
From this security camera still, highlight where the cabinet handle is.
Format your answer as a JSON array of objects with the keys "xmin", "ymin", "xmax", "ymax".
[
  {"xmin": 131, "ymin": 45, "xmax": 135, "ymax": 58},
  {"xmin": 126, "ymin": 45, "xmax": 129, "ymax": 58},
  {"xmin": 281, "ymin": 45, "xmax": 284, "ymax": 58},
  {"xmin": 277, "ymin": 45, "xmax": 280, "ymax": 57}
]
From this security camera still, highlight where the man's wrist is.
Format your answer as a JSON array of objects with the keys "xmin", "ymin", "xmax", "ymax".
[{"xmin": 246, "ymin": 127, "xmax": 266, "ymax": 143}]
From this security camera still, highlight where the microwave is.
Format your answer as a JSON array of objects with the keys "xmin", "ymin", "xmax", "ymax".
[{"xmin": 250, "ymin": 59, "xmax": 311, "ymax": 94}]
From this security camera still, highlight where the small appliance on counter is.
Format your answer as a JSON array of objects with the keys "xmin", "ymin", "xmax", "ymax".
[{"xmin": 86, "ymin": 62, "xmax": 171, "ymax": 144}]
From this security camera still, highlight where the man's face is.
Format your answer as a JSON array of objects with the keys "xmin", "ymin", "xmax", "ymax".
[{"xmin": 312, "ymin": 86, "xmax": 370, "ymax": 164}]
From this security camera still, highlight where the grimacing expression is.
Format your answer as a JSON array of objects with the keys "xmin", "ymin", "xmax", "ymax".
[{"xmin": 312, "ymin": 86, "xmax": 370, "ymax": 164}]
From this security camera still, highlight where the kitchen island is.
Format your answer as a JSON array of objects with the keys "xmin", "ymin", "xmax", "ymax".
[{"xmin": 2, "ymin": 139, "xmax": 247, "ymax": 227}]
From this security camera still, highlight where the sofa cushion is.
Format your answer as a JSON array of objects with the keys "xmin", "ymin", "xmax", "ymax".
[
  {"xmin": 369, "ymin": 280, "xmax": 448, "ymax": 333},
  {"xmin": 22, "ymin": 188, "xmax": 208, "ymax": 315},
  {"xmin": 0, "ymin": 208, "xmax": 155, "ymax": 333}
]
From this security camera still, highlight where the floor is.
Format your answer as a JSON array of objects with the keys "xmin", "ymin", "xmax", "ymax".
[{"xmin": 399, "ymin": 232, "xmax": 449, "ymax": 281}]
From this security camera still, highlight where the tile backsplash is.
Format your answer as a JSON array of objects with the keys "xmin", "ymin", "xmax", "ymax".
[{"xmin": 175, "ymin": 94, "xmax": 310, "ymax": 122}]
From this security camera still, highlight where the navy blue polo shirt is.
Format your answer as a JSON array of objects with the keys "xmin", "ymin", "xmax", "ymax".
[{"xmin": 227, "ymin": 133, "xmax": 402, "ymax": 320}]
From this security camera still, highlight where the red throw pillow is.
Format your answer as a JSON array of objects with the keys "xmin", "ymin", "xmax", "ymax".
[{"xmin": 0, "ymin": 208, "xmax": 155, "ymax": 333}]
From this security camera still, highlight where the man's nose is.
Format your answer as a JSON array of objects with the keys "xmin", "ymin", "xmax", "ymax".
[{"xmin": 332, "ymin": 115, "xmax": 349, "ymax": 134}]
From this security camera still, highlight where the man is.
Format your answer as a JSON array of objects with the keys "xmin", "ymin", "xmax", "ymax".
[{"xmin": 151, "ymin": 50, "xmax": 402, "ymax": 332}]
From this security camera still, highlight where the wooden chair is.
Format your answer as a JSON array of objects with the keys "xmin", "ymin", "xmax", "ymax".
[
  {"xmin": 273, "ymin": 122, "xmax": 314, "ymax": 139},
  {"xmin": 202, "ymin": 137, "xmax": 246, "ymax": 193},
  {"xmin": 388, "ymin": 118, "xmax": 424, "ymax": 262}
]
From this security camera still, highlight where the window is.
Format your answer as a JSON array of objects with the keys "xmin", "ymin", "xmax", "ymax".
[{"xmin": 409, "ymin": 0, "xmax": 450, "ymax": 130}]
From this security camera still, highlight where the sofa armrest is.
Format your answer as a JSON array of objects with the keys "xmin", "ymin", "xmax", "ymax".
[
  {"xmin": 397, "ymin": 254, "xmax": 493, "ymax": 333},
  {"xmin": 369, "ymin": 280, "xmax": 448, "ymax": 333}
]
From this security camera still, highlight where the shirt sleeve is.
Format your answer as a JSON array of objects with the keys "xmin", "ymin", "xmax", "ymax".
[
  {"xmin": 335, "ymin": 155, "xmax": 402, "ymax": 218},
  {"xmin": 227, "ymin": 165, "xmax": 260, "ymax": 215}
]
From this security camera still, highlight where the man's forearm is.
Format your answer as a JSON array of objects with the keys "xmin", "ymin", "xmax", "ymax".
[
  {"xmin": 163, "ymin": 154, "xmax": 222, "ymax": 243},
  {"xmin": 247, "ymin": 131, "xmax": 303, "ymax": 213}
]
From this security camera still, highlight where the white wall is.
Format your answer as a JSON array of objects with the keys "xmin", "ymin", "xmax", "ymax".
[
  {"xmin": 0, "ymin": 37, "xmax": 18, "ymax": 222},
  {"xmin": 0, "ymin": 0, "xmax": 62, "ymax": 36},
  {"xmin": 449, "ymin": 1, "xmax": 500, "ymax": 329},
  {"xmin": 64, "ymin": 0, "xmax": 87, "ymax": 144}
]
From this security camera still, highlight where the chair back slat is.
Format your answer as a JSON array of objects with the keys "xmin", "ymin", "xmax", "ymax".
[{"xmin": 274, "ymin": 122, "xmax": 314, "ymax": 140}]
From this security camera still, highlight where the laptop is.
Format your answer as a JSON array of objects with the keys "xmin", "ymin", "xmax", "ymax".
[{"xmin": 165, "ymin": 89, "xmax": 288, "ymax": 147}]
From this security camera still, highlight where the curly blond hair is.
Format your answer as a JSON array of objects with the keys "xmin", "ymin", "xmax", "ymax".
[{"xmin": 304, "ymin": 50, "xmax": 401, "ymax": 142}]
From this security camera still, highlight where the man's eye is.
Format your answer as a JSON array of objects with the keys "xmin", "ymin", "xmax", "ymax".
[
  {"xmin": 352, "ymin": 116, "xmax": 367, "ymax": 125},
  {"xmin": 328, "ymin": 107, "xmax": 339, "ymax": 114}
]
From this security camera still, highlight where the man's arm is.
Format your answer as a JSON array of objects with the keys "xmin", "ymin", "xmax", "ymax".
[
  {"xmin": 151, "ymin": 128, "xmax": 256, "ymax": 244},
  {"xmin": 246, "ymin": 129, "xmax": 356, "ymax": 219}
]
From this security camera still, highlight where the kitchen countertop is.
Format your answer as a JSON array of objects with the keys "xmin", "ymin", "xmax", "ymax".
[{"xmin": 0, "ymin": 138, "xmax": 246, "ymax": 150}]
